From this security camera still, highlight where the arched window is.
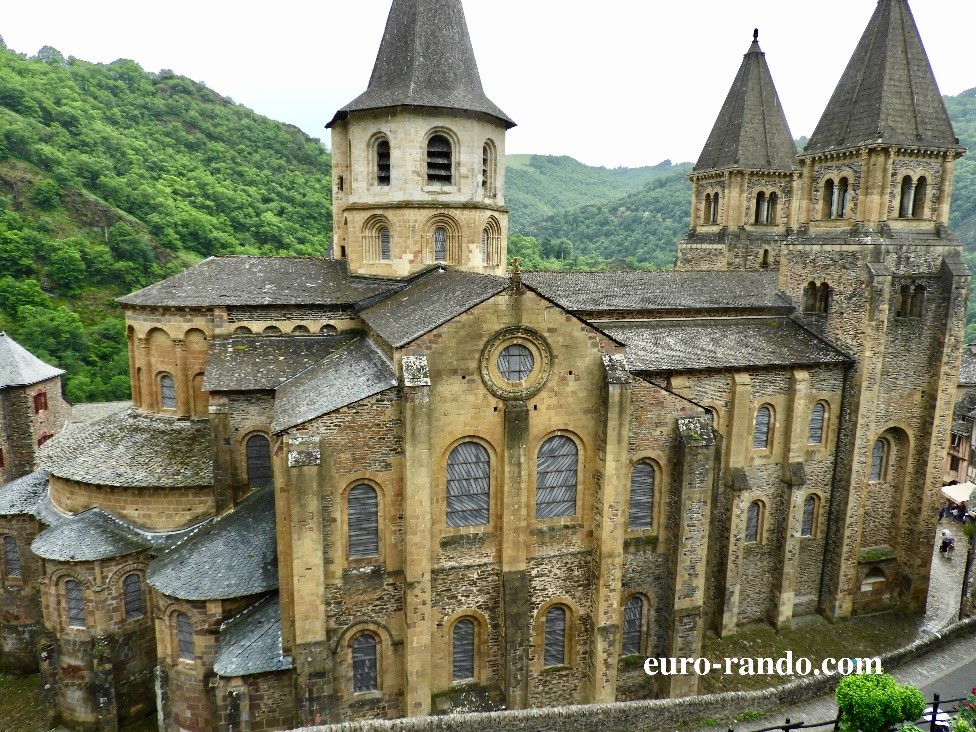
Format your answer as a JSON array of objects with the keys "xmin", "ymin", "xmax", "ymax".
[
  {"xmin": 427, "ymin": 134, "xmax": 453, "ymax": 185},
  {"xmin": 291, "ymin": 325, "xmax": 311, "ymax": 335},
  {"xmin": 123, "ymin": 573, "xmax": 145, "ymax": 619},
  {"xmin": 836, "ymin": 177, "xmax": 849, "ymax": 218},
  {"xmin": 233, "ymin": 326, "xmax": 253, "ymax": 337},
  {"xmin": 913, "ymin": 177, "xmax": 928, "ymax": 219},
  {"xmin": 482, "ymin": 217, "xmax": 502, "ymax": 265},
  {"xmin": 320, "ymin": 324, "xmax": 339, "ymax": 336},
  {"xmin": 452, "ymin": 618, "xmax": 476, "ymax": 682},
  {"xmin": 159, "ymin": 374, "xmax": 176, "ymax": 410},
  {"xmin": 761, "ymin": 249, "xmax": 770, "ymax": 268},
  {"xmin": 809, "ymin": 402, "xmax": 826, "ymax": 445},
  {"xmin": 379, "ymin": 227, "xmax": 391, "ymax": 261},
  {"xmin": 801, "ymin": 495, "xmax": 818, "ymax": 537},
  {"xmin": 861, "ymin": 567, "xmax": 887, "ymax": 593},
  {"xmin": 246, "ymin": 434, "xmax": 273, "ymax": 488},
  {"xmin": 753, "ymin": 406, "xmax": 772, "ymax": 450},
  {"xmin": 897, "ymin": 283, "xmax": 912, "ymax": 317},
  {"xmin": 2, "ymin": 536, "xmax": 21, "ymax": 578},
  {"xmin": 822, "ymin": 179, "xmax": 835, "ymax": 219},
  {"xmin": 755, "ymin": 192, "xmax": 767, "ymax": 224},
  {"xmin": 804, "ymin": 282, "xmax": 818, "ymax": 313},
  {"xmin": 433, "ymin": 227, "xmax": 447, "ymax": 262},
  {"xmin": 348, "ymin": 484, "xmax": 379, "ymax": 559},
  {"xmin": 543, "ymin": 605, "xmax": 567, "ymax": 667},
  {"xmin": 536, "ymin": 436, "xmax": 578, "ymax": 519},
  {"xmin": 33, "ymin": 390, "xmax": 48, "ymax": 414},
  {"xmin": 621, "ymin": 596, "xmax": 644, "ymax": 656},
  {"xmin": 869, "ymin": 439, "xmax": 887, "ymax": 481},
  {"xmin": 482, "ymin": 141, "xmax": 496, "ymax": 196},
  {"xmin": 910, "ymin": 285, "xmax": 925, "ymax": 318},
  {"xmin": 376, "ymin": 139, "xmax": 391, "ymax": 186},
  {"xmin": 710, "ymin": 193, "xmax": 720, "ymax": 224},
  {"xmin": 446, "ymin": 442, "xmax": 490, "ymax": 527},
  {"xmin": 176, "ymin": 612, "xmax": 194, "ymax": 661},
  {"xmin": 628, "ymin": 462, "xmax": 655, "ymax": 530},
  {"xmin": 263, "ymin": 326, "xmax": 282, "ymax": 337},
  {"xmin": 65, "ymin": 580, "xmax": 85, "ymax": 628},
  {"xmin": 745, "ymin": 501, "xmax": 763, "ymax": 543},
  {"xmin": 817, "ymin": 283, "xmax": 829, "ymax": 314},
  {"xmin": 768, "ymin": 192, "xmax": 779, "ymax": 223},
  {"xmin": 703, "ymin": 194, "xmax": 712, "ymax": 225},
  {"xmin": 352, "ymin": 632, "xmax": 378, "ymax": 692},
  {"xmin": 899, "ymin": 175, "xmax": 914, "ymax": 218}
]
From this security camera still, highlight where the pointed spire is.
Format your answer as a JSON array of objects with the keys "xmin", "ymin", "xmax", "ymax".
[
  {"xmin": 694, "ymin": 31, "xmax": 797, "ymax": 172},
  {"xmin": 328, "ymin": 0, "xmax": 514, "ymax": 128},
  {"xmin": 806, "ymin": 0, "xmax": 958, "ymax": 154}
]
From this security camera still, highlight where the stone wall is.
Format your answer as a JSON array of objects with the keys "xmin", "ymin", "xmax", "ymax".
[
  {"xmin": 215, "ymin": 672, "xmax": 299, "ymax": 732},
  {"xmin": 0, "ymin": 513, "xmax": 45, "ymax": 671}
]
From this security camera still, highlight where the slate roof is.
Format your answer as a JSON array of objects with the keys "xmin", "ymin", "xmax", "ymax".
[
  {"xmin": 39, "ymin": 408, "xmax": 212, "ymax": 488},
  {"xmin": 521, "ymin": 271, "xmax": 789, "ymax": 314},
  {"xmin": 695, "ymin": 34, "xmax": 797, "ymax": 172},
  {"xmin": 118, "ymin": 257, "xmax": 400, "ymax": 308},
  {"xmin": 806, "ymin": 0, "xmax": 959, "ymax": 154},
  {"xmin": 328, "ymin": 0, "xmax": 513, "ymax": 129},
  {"xmin": 205, "ymin": 335, "xmax": 357, "ymax": 392},
  {"xmin": 272, "ymin": 338, "xmax": 397, "ymax": 433},
  {"xmin": 147, "ymin": 488, "xmax": 277, "ymax": 601},
  {"xmin": 361, "ymin": 268, "xmax": 508, "ymax": 347},
  {"xmin": 68, "ymin": 401, "xmax": 131, "ymax": 424},
  {"xmin": 214, "ymin": 595, "xmax": 293, "ymax": 678},
  {"xmin": 0, "ymin": 332, "xmax": 64, "ymax": 389},
  {"xmin": 0, "ymin": 471, "xmax": 69, "ymax": 527},
  {"xmin": 601, "ymin": 318, "xmax": 852, "ymax": 373},
  {"xmin": 959, "ymin": 345, "xmax": 976, "ymax": 386}
]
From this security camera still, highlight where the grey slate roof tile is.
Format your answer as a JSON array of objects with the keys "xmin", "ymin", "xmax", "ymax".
[
  {"xmin": 361, "ymin": 268, "xmax": 508, "ymax": 347},
  {"xmin": 147, "ymin": 488, "xmax": 277, "ymax": 601},
  {"xmin": 39, "ymin": 408, "xmax": 212, "ymax": 488},
  {"xmin": 522, "ymin": 271, "xmax": 789, "ymax": 313},
  {"xmin": 601, "ymin": 318, "xmax": 852, "ymax": 373},
  {"xmin": 205, "ymin": 335, "xmax": 357, "ymax": 392},
  {"xmin": 0, "ymin": 471, "xmax": 69, "ymax": 526},
  {"xmin": 214, "ymin": 595, "xmax": 293, "ymax": 678},
  {"xmin": 695, "ymin": 35, "xmax": 797, "ymax": 172},
  {"xmin": 118, "ymin": 257, "xmax": 401, "ymax": 308},
  {"xmin": 328, "ymin": 0, "xmax": 513, "ymax": 129},
  {"xmin": 959, "ymin": 345, "xmax": 976, "ymax": 386},
  {"xmin": 68, "ymin": 401, "xmax": 131, "ymax": 424},
  {"xmin": 0, "ymin": 332, "xmax": 64, "ymax": 389},
  {"xmin": 806, "ymin": 0, "xmax": 959, "ymax": 154},
  {"xmin": 272, "ymin": 338, "xmax": 397, "ymax": 433}
]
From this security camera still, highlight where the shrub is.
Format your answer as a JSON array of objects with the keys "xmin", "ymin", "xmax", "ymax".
[
  {"xmin": 836, "ymin": 673, "xmax": 925, "ymax": 732},
  {"xmin": 26, "ymin": 179, "xmax": 62, "ymax": 210}
]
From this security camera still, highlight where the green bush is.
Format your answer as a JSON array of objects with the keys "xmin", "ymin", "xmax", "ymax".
[
  {"xmin": 26, "ymin": 178, "xmax": 62, "ymax": 210},
  {"xmin": 836, "ymin": 673, "xmax": 925, "ymax": 732}
]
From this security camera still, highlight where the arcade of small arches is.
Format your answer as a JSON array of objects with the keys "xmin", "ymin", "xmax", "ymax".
[
  {"xmin": 359, "ymin": 213, "xmax": 503, "ymax": 266},
  {"xmin": 367, "ymin": 131, "xmax": 499, "ymax": 194}
]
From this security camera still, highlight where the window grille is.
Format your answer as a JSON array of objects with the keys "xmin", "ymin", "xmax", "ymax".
[
  {"xmin": 160, "ymin": 374, "xmax": 176, "ymax": 410},
  {"xmin": 801, "ymin": 496, "xmax": 816, "ymax": 537},
  {"xmin": 123, "ymin": 573, "xmax": 145, "ymax": 619},
  {"xmin": 376, "ymin": 140, "xmax": 390, "ymax": 186},
  {"xmin": 352, "ymin": 633, "xmax": 378, "ymax": 692},
  {"xmin": 544, "ymin": 606, "xmax": 567, "ymax": 667},
  {"xmin": 536, "ymin": 436, "xmax": 578, "ymax": 519},
  {"xmin": 446, "ymin": 442, "xmax": 490, "ymax": 527},
  {"xmin": 434, "ymin": 227, "xmax": 447, "ymax": 261},
  {"xmin": 753, "ymin": 407, "xmax": 772, "ymax": 450},
  {"xmin": 628, "ymin": 463, "xmax": 654, "ymax": 530},
  {"xmin": 427, "ymin": 135, "xmax": 453, "ymax": 184},
  {"xmin": 809, "ymin": 403, "xmax": 825, "ymax": 445},
  {"xmin": 622, "ymin": 596, "xmax": 643, "ymax": 656},
  {"xmin": 348, "ymin": 484, "xmax": 379, "ymax": 558},
  {"xmin": 745, "ymin": 501, "xmax": 761, "ymax": 543},
  {"xmin": 497, "ymin": 344, "xmax": 534, "ymax": 382},
  {"xmin": 246, "ymin": 434, "xmax": 273, "ymax": 488},
  {"xmin": 65, "ymin": 580, "xmax": 85, "ymax": 627},
  {"xmin": 2, "ymin": 536, "xmax": 20, "ymax": 578},
  {"xmin": 177, "ymin": 613, "xmax": 193, "ymax": 660},
  {"xmin": 452, "ymin": 619, "xmax": 476, "ymax": 682},
  {"xmin": 870, "ymin": 439, "xmax": 886, "ymax": 481},
  {"xmin": 380, "ymin": 228, "xmax": 391, "ymax": 260}
]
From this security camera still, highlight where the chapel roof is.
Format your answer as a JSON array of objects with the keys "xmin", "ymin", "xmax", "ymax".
[
  {"xmin": 805, "ymin": 0, "xmax": 960, "ymax": 154},
  {"xmin": 601, "ymin": 317, "xmax": 853, "ymax": 373},
  {"xmin": 205, "ymin": 335, "xmax": 357, "ymax": 392},
  {"xmin": 0, "ymin": 470, "xmax": 69, "ymax": 527},
  {"xmin": 0, "ymin": 332, "xmax": 64, "ymax": 389},
  {"xmin": 147, "ymin": 488, "xmax": 277, "ymax": 601},
  {"xmin": 118, "ymin": 257, "xmax": 401, "ymax": 308},
  {"xmin": 327, "ymin": 0, "xmax": 514, "ymax": 129},
  {"xmin": 695, "ymin": 32, "xmax": 797, "ymax": 172},
  {"xmin": 214, "ymin": 595, "xmax": 293, "ymax": 678}
]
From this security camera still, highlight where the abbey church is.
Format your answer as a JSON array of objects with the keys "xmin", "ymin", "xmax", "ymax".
[{"xmin": 0, "ymin": 0, "xmax": 969, "ymax": 730}]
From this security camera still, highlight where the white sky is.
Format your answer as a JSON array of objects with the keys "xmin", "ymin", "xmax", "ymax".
[{"xmin": 1, "ymin": 1, "xmax": 973, "ymax": 168}]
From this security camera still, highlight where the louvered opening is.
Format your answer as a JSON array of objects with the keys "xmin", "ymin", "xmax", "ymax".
[
  {"xmin": 801, "ymin": 496, "xmax": 816, "ymax": 537},
  {"xmin": 452, "ymin": 619, "xmax": 476, "ymax": 682},
  {"xmin": 2, "ymin": 536, "xmax": 20, "ymax": 578},
  {"xmin": 745, "ymin": 502, "xmax": 761, "ymax": 543},
  {"xmin": 497, "ymin": 344, "xmax": 534, "ymax": 382},
  {"xmin": 348, "ymin": 484, "xmax": 379, "ymax": 558},
  {"xmin": 536, "ymin": 436, "xmax": 578, "ymax": 519},
  {"xmin": 628, "ymin": 463, "xmax": 654, "ymax": 530},
  {"xmin": 376, "ymin": 140, "xmax": 391, "ymax": 186},
  {"xmin": 123, "ymin": 573, "xmax": 145, "ymax": 619},
  {"xmin": 447, "ymin": 442, "xmax": 490, "ymax": 527},
  {"xmin": 380, "ymin": 228, "xmax": 391, "ymax": 260},
  {"xmin": 543, "ymin": 606, "xmax": 567, "ymax": 667},
  {"xmin": 65, "ymin": 580, "xmax": 85, "ymax": 628},
  {"xmin": 246, "ymin": 434, "xmax": 273, "ymax": 488},
  {"xmin": 177, "ymin": 613, "xmax": 194, "ymax": 660},
  {"xmin": 621, "ymin": 596, "xmax": 643, "ymax": 656},
  {"xmin": 427, "ymin": 135, "xmax": 453, "ymax": 184},
  {"xmin": 808, "ymin": 403, "xmax": 825, "ymax": 445},
  {"xmin": 352, "ymin": 633, "xmax": 378, "ymax": 692},
  {"xmin": 160, "ymin": 374, "xmax": 176, "ymax": 410},
  {"xmin": 753, "ymin": 407, "xmax": 771, "ymax": 450}
]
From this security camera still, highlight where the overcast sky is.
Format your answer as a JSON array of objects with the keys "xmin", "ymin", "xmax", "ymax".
[{"xmin": 1, "ymin": 1, "xmax": 973, "ymax": 168}]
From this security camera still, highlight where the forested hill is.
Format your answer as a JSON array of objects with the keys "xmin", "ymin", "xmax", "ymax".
[{"xmin": 0, "ymin": 40, "xmax": 333, "ymax": 401}]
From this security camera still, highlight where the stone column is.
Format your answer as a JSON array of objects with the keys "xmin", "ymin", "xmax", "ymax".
[
  {"xmin": 937, "ymin": 153, "xmax": 957, "ymax": 224},
  {"xmin": 173, "ymin": 338, "xmax": 190, "ymax": 418},
  {"xmin": 137, "ymin": 338, "xmax": 152, "ymax": 411}
]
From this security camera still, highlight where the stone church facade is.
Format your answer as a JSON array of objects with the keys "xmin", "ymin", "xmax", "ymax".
[{"xmin": 0, "ymin": 0, "xmax": 968, "ymax": 730}]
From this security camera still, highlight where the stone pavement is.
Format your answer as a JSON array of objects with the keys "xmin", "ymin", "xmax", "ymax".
[{"xmin": 921, "ymin": 519, "xmax": 968, "ymax": 635}]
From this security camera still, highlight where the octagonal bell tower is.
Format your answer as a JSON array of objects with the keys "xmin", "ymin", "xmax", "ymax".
[{"xmin": 328, "ymin": 0, "xmax": 515, "ymax": 278}]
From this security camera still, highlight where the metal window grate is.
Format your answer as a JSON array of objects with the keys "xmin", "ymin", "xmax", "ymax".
[
  {"xmin": 246, "ymin": 434, "xmax": 273, "ymax": 488},
  {"xmin": 753, "ymin": 406, "xmax": 771, "ymax": 449},
  {"xmin": 628, "ymin": 463, "xmax": 654, "ymax": 530},
  {"xmin": 377, "ymin": 140, "xmax": 390, "ymax": 186},
  {"xmin": 177, "ymin": 613, "xmax": 194, "ymax": 660},
  {"xmin": 123, "ymin": 573, "xmax": 145, "ymax": 619},
  {"xmin": 801, "ymin": 496, "xmax": 816, "ymax": 537},
  {"xmin": 536, "ymin": 436, "xmax": 578, "ymax": 519},
  {"xmin": 544, "ymin": 606, "xmax": 567, "ymax": 667},
  {"xmin": 2, "ymin": 536, "xmax": 20, "ymax": 578},
  {"xmin": 348, "ymin": 484, "xmax": 379, "ymax": 558},
  {"xmin": 870, "ymin": 439, "xmax": 886, "ymax": 481},
  {"xmin": 447, "ymin": 442, "xmax": 490, "ymax": 527},
  {"xmin": 160, "ymin": 374, "xmax": 176, "ymax": 410},
  {"xmin": 65, "ymin": 580, "xmax": 85, "ymax": 627},
  {"xmin": 745, "ymin": 501, "xmax": 761, "ymax": 543},
  {"xmin": 434, "ymin": 227, "xmax": 448, "ymax": 261},
  {"xmin": 452, "ymin": 618, "xmax": 476, "ymax": 682},
  {"xmin": 497, "ymin": 344, "xmax": 534, "ymax": 382},
  {"xmin": 621, "ymin": 596, "xmax": 643, "ymax": 656},
  {"xmin": 380, "ymin": 228, "xmax": 391, "ymax": 260},
  {"xmin": 427, "ymin": 135, "xmax": 452, "ymax": 184},
  {"xmin": 352, "ymin": 633, "xmax": 378, "ymax": 692},
  {"xmin": 808, "ymin": 403, "xmax": 825, "ymax": 445}
]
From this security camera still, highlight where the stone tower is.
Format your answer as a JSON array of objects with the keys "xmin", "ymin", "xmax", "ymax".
[{"xmin": 327, "ymin": 0, "xmax": 515, "ymax": 278}]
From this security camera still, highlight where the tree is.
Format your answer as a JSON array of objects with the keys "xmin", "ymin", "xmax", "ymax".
[
  {"xmin": 835, "ymin": 673, "xmax": 925, "ymax": 732},
  {"xmin": 27, "ymin": 179, "xmax": 62, "ymax": 210},
  {"xmin": 46, "ymin": 244, "xmax": 87, "ymax": 295}
]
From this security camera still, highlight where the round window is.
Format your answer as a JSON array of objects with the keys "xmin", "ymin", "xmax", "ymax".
[{"xmin": 497, "ymin": 344, "xmax": 534, "ymax": 382}]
